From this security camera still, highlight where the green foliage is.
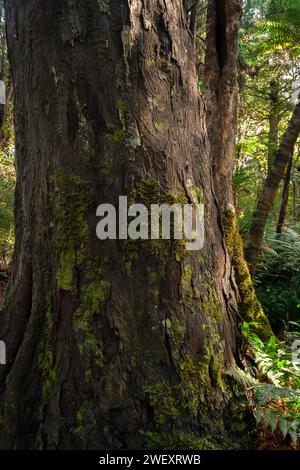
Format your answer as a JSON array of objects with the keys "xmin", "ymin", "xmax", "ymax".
[
  {"xmin": 255, "ymin": 230, "xmax": 300, "ymax": 332},
  {"xmin": 246, "ymin": 328, "xmax": 298, "ymax": 386},
  {"xmin": 257, "ymin": 21, "xmax": 300, "ymax": 53},
  {"xmin": 231, "ymin": 322, "xmax": 300, "ymax": 447},
  {"xmin": 245, "ymin": 0, "xmax": 300, "ymax": 53},
  {"xmin": 266, "ymin": 0, "xmax": 300, "ymax": 50},
  {"xmin": 0, "ymin": 131, "xmax": 15, "ymax": 273},
  {"xmin": 0, "ymin": 53, "xmax": 14, "ymax": 273},
  {"xmin": 237, "ymin": 0, "xmax": 300, "ymax": 341},
  {"xmin": 254, "ymin": 383, "xmax": 300, "ymax": 404},
  {"xmin": 225, "ymin": 366, "xmax": 257, "ymax": 388},
  {"xmin": 237, "ymin": 0, "xmax": 300, "ymax": 247},
  {"xmin": 233, "ymin": 161, "xmax": 261, "ymax": 235},
  {"xmin": 241, "ymin": 0, "xmax": 269, "ymax": 29}
]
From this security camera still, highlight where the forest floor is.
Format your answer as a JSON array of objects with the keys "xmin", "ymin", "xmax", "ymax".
[{"xmin": 255, "ymin": 429, "xmax": 300, "ymax": 450}]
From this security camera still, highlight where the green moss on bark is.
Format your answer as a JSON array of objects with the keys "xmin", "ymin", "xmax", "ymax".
[
  {"xmin": 223, "ymin": 205, "xmax": 272, "ymax": 339},
  {"xmin": 106, "ymin": 128, "xmax": 126, "ymax": 143},
  {"xmin": 54, "ymin": 173, "xmax": 91, "ymax": 292},
  {"xmin": 144, "ymin": 381, "xmax": 179, "ymax": 426},
  {"xmin": 37, "ymin": 305, "xmax": 56, "ymax": 403},
  {"xmin": 74, "ymin": 264, "xmax": 110, "ymax": 377},
  {"xmin": 56, "ymin": 248, "xmax": 76, "ymax": 292},
  {"xmin": 203, "ymin": 290, "xmax": 222, "ymax": 321}
]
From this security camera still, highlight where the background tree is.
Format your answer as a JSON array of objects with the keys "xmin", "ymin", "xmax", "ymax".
[
  {"xmin": 244, "ymin": 0, "xmax": 300, "ymax": 274},
  {"xmin": 276, "ymin": 153, "xmax": 293, "ymax": 234},
  {"xmin": 245, "ymin": 98, "xmax": 300, "ymax": 273},
  {"xmin": 235, "ymin": 0, "xmax": 300, "ymax": 235}
]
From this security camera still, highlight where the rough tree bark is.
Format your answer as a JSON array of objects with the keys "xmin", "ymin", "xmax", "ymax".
[
  {"xmin": 276, "ymin": 154, "xmax": 293, "ymax": 234},
  {"xmin": 205, "ymin": 0, "xmax": 271, "ymax": 336},
  {"xmin": 292, "ymin": 163, "xmax": 296, "ymax": 225},
  {"xmin": 205, "ymin": 0, "xmax": 241, "ymax": 212},
  {"xmin": 267, "ymin": 80, "xmax": 280, "ymax": 173},
  {"xmin": 245, "ymin": 98, "xmax": 300, "ymax": 275},
  {"xmin": 0, "ymin": 0, "xmax": 251, "ymax": 450}
]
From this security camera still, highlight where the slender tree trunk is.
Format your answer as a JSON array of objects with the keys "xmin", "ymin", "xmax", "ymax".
[
  {"xmin": 292, "ymin": 163, "xmax": 297, "ymax": 225},
  {"xmin": 267, "ymin": 80, "xmax": 280, "ymax": 172},
  {"xmin": 245, "ymin": 99, "xmax": 300, "ymax": 275},
  {"xmin": 276, "ymin": 154, "xmax": 293, "ymax": 234},
  {"xmin": 0, "ymin": 0, "xmax": 247, "ymax": 450},
  {"xmin": 294, "ymin": 149, "xmax": 300, "ymax": 224}
]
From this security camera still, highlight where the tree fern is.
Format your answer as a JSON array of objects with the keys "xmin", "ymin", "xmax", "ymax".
[
  {"xmin": 268, "ymin": 0, "xmax": 300, "ymax": 31},
  {"xmin": 254, "ymin": 0, "xmax": 300, "ymax": 53}
]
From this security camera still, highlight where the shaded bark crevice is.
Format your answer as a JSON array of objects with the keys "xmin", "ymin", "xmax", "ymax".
[{"xmin": 215, "ymin": 0, "xmax": 227, "ymax": 70}]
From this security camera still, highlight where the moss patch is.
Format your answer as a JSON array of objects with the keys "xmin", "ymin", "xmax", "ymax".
[
  {"xmin": 74, "ymin": 263, "xmax": 110, "ymax": 377},
  {"xmin": 223, "ymin": 205, "xmax": 272, "ymax": 339},
  {"xmin": 37, "ymin": 307, "xmax": 56, "ymax": 403},
  {"xmin": 203, "ymin": 289, "xmax": 222, "ymax": 322},
  {"xmin": 56, "ymin": 248, "xmax": 76, "ymax": 292},
  {"xmin": 106, "ymin": 128, "xmax": 126, "ymax": 143},
  {"xmin": 144, "ymin": 381, "xmax": 179, "ymax": 426},
  {"xmin": 54, "ymin": 173, "xmax": 91, "ymax": 293},
  {"xmin": 143, "ymin": 346, "xmax": 230, "ymax": 449}
]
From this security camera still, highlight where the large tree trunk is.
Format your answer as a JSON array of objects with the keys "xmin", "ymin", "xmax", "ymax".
[
  {"xmin": 0, "ymin": 0, "xmax": 247, "ymax": 450},
  {"xmin": 205, "ymin": 0, "xmax": 241, "ymax": 212},
  {"xmin": 245, "ymin": 99, "xmax": 300, "ymax": 275}
]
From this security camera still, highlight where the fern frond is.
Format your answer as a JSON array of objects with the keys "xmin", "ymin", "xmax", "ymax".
[
  {"xmin": 254, "ymin": 383, "xmax": 300, "ymax": 405},
  {"xmin": 256, "ymin": 22, "xmax": 299, "ymax": 50},
  {"xmin": 225, "ymin": 367, "xmax": 257, "ymax": 388}
]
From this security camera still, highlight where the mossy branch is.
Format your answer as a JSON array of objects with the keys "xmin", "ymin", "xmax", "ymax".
[{"xmin": 224, "ymin": 205, "xmax": 273, "ymax": 340}]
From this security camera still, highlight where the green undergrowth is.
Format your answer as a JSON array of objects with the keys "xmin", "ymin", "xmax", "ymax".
[
  {"xmin": 255, "ymin": 229, "xmax": 300, "ymax": 333},
  {"xmin": 227, "ymin": 321, "xmax": 300, "ymax": 448}
]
